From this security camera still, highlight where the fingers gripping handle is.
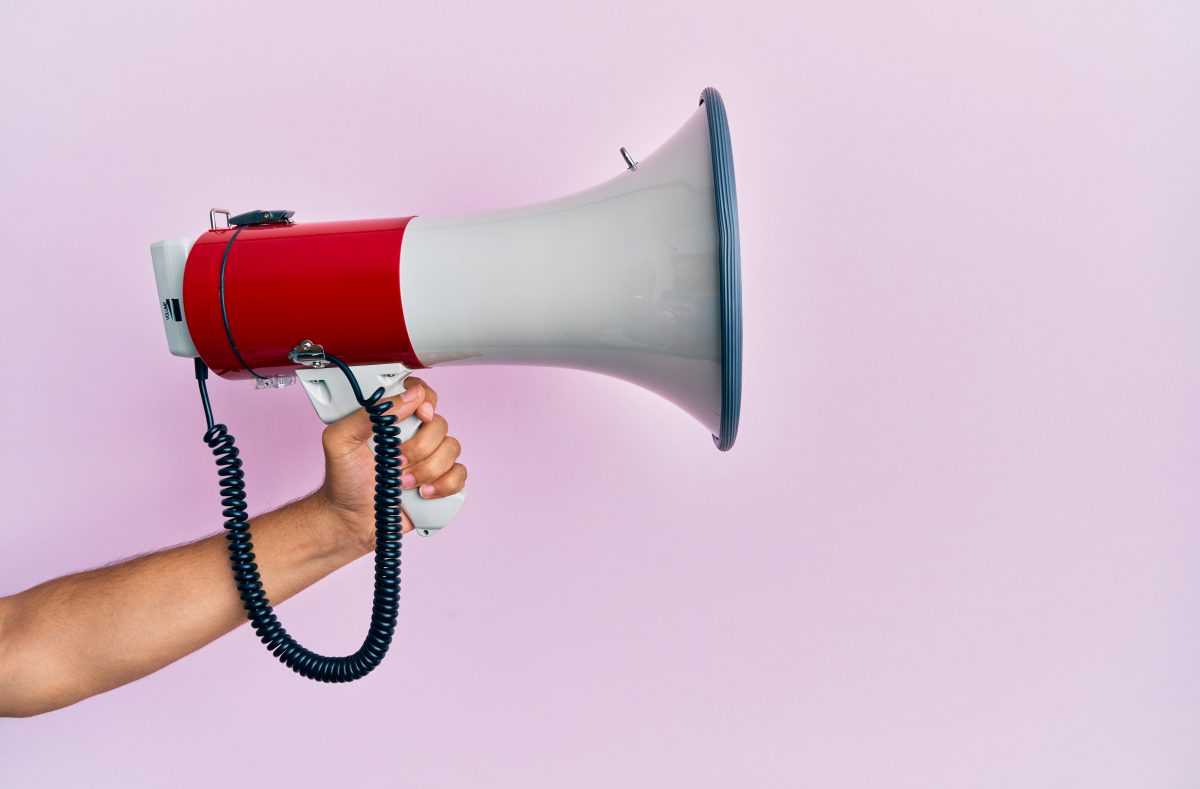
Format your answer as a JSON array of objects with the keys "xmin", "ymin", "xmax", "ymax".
[
  {"xmin": 392, "ymin": 411, "xmax": 465, "ymax": 535},
  {"xmin": 295, "ymin": 363, "xmax": 466, "ymax": 536}
]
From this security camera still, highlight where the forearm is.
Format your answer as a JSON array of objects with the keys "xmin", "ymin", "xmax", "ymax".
[{"xmin": 0, "ymin": 493, "xmax": 367, "ymax": 717}]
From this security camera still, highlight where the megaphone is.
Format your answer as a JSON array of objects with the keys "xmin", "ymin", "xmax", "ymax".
[{"xmin": 150, "ymin": 87, "xmax": 741, "ymax": 681}]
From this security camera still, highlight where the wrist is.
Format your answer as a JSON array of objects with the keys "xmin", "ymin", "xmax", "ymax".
[{"xmin": 308, "ymin": 490, "xmax": 376, "ymax": 561}]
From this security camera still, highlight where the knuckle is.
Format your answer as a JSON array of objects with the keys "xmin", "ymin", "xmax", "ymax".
[
  {"xmin": 408, "ymin": 377, "xmax": 436, "ymax": 401},
  {"xmin": 416, "ymin": 459, "xmax": 451, "ymax": 483},
  {"xmin": 445, "ymin": 435, "xmax": 462, "ymax": 457},
  {"xmin": 401, "ymin": 437, "xmax": 427, "ymax": 461},
  {"xmin": 434, "ymin": 442, "xmax": 457, "ymax": 469}
]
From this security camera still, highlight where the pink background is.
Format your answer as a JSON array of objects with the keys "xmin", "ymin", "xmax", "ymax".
[{"xmin": 2, "ymin": 1, "xmax": 1198, "ymax": 786}]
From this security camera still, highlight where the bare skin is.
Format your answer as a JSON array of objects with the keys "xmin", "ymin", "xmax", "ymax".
[{"xmin": 0, "ymin": 377, "xmax": 465, "ymax": 718}]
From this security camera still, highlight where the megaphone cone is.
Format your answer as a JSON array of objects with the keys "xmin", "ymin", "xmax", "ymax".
[{"xmin": 401, "ymin": 87, "xmax": 742, "ymax": 450}]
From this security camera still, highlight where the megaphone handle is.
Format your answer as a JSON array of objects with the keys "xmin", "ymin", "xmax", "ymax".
[
  {"xmin": 393, "ymin": 412, "xmax": 467, "ymax": 536},
  {"xmin": 295, "ymin": 362, "xmax": 467, "ymax": 536}
]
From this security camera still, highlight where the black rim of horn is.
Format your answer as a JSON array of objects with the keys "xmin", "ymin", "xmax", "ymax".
[{"xmin": 700, "ymin": 87, "xmax": 742, "ymax": 452}]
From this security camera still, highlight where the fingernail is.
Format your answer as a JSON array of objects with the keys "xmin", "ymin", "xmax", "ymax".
[
  {"xmin": 401, "ymin": 384, "xmax": 421, "ymax": 403},
  {"xmin": 401, "ymin": 473, "xmax": 417, "ymax": 488},
  {"xmin": 417, "ymin": 402, "xmax": 434, "ymax": 420},
  {"xmin": 419, "ymin": 484, "xmax": 436, "ymax": 497},
  {"xmin": 398, "ymin": 455, "xmax": 408, "ymax": 466}
]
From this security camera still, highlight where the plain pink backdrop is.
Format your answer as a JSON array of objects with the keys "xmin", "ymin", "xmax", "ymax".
[{"xmin": 2, "ymin": 1, "xmax": 1198, "ymax": 786}]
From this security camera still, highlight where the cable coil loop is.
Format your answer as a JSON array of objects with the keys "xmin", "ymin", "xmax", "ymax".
[{"xmin": 196, "ymin": 354, "xmax": 404, "ymax": 682}]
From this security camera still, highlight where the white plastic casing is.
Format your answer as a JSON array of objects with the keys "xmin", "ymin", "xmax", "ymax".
[
  {"xmin": 399, "ymin": 105, "xmax": 723, "ymax": 435},
  {"xmin": 150, "ymin": 236, "xmax": 199, "ymax": 357}
]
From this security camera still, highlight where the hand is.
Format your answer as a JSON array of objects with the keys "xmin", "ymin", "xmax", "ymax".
[{"xmin": 314, "ymin": 377, "xmax": 467, "ymax": 553}]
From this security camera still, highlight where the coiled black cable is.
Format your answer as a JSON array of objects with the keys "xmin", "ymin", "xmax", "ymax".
[{"xmin": 194, "ymin": 354, "xmax": 404, "ymax": 682}]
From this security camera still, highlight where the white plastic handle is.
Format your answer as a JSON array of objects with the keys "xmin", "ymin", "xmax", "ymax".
[
  {"xmin": 391, "ymin": 411, "xmax": 466, "ymax": 535},
  {"xmin": 295, "ymin": 363, "xmax": 466, "ymax": 536}
]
